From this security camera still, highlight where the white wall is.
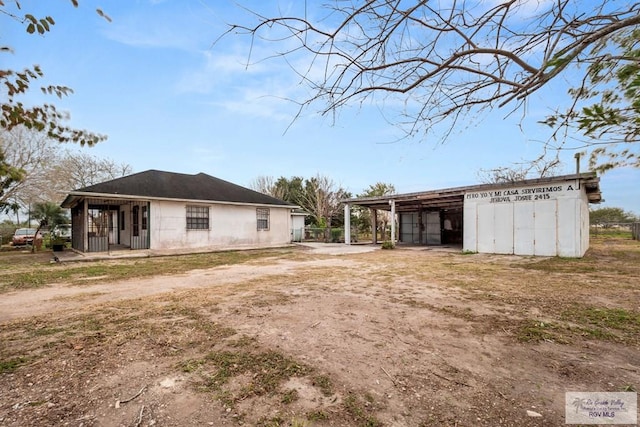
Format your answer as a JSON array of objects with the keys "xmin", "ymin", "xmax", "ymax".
[
  {"xmin": 463, "ymin": 179, "xmax": 590, "ymax": 257},
  {"xmin": 148, "ymin": 201, "xmax": 292, "ymax": 251},
  {"xmin": 291, "ymin": 215, "xmax": 305, "ymax": 242}
]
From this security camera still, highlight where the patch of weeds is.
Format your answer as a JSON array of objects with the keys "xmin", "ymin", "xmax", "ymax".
[
  {"xmin": 201, "ymin": 349, "xmax": 311, "ymax": 402},
  {"xmin": 281, "ymin": 388, "xmax": 299, "ymax": 404},
  {"xmin": 562, "ymin": 306, "xmax": 640, "ymax": 343},
  {"xmin": 564, "ymin": 306, "xmax": 640, "ymax": 330},
  {"xmin": 29, "ymin": 326, "xmax": 65, "ymax": 337},
  {"xmin": 154, "ymin": 302, "xmax": 235, "ymax": 340},
  {"xmin": 256, "ymin": 416, "xmax": 286, "ymax": 427},
  {"xmin": 216, "ymin": 389, "xmax": 234, "ymax": 407},
  {"xmin": 228, "ymin": 334, "xmax": 257, "ymax": 348},
  {"xmin": 0, "ymin": 272, "xmax": 49, "ymax": 291},
  {"xmin": 381, "ymin": 240, "xmax": 395, "ymax": 250},
  {"xmin": 518, "ymin": 257, "xmax": 598, "ymax": 274},
  {"xmin": 199, "ymin": 322, "xmax": 236, "ymax": 340},
  {"xmin": 343, "ymin": 393, "xmax": 382, "ymax": 427},
  {"xmin": 179, "ymin": 359, "xmax": 205, "ymax": 373},
  {"xmin": 0, "ymin": 356, "xmax": 28, "ymax": 373},
  {"xmin": 250, "ymin": 291, "xmax": 292, "ymax": 307},
  {"xmin": 257, "ymin": 416, "xmax": 308, "ymax": 427},
  {"xmin": 363, "ymin": 392, "xmax": 376, "ymax": 404},
  {"xmin": 461, "ymin": 250, "xmax": 477, "ymax": 255},
  {"xmin": 516, "ymin": 319, "xmax": 566, "ymax": 343},
  {"xmin": 576, "ymin": 327, "xmax": 617, "ymax": 341},
  {"xmin": 307, "ymin": 410, "xmax": 328, "ymax": 421},
  {"xmin": 312, "ymin": 374, "xmax": 334, "ymax": 396},
  {"xmin": 397, "ymin": 297, "xmax": 429, "ymax": 309},
  {"xmin": 82, "ymin": 317, "xmax": 103, "ymax": 331}
]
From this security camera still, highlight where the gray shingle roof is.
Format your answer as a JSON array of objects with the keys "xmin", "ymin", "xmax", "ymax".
[{"xmin": 66, "ymin": 170, "xmax": 295, "ymax": 207}]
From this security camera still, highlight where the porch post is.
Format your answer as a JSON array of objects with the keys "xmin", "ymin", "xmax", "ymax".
[
  {"xmin": 83, "ymin": 198, "xmax": 89, "ymax": 251},
  {"xmin": 344, "ymin": 203, "xmax": 351, "ymax": 245},
  {"xmin": 389, "ymin": 199, "xmax": 396, "ymax": 243},
  {"xmin": 371, "ymin": 209, "xmax": 378, "ymax": 244}
]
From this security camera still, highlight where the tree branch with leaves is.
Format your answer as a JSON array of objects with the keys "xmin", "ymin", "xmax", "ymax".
[{"xmin": 1, "ymin": 0, "xmax": 109, "ymax": 209}]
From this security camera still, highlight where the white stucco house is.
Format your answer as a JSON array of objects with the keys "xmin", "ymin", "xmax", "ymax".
[
  {"xmin": 343, "ymin": 172, "xmax": 602, "ymax": 258},
  {"xmin": 61, "ymin": 170, "xmax": 298, "ymax": 253}
]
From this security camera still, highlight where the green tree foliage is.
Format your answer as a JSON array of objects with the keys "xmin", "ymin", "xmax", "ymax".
[
  {"xmin": 0, "ymin": 147, "xmax": 25, "ymax": 213},
  {"xmin": 590, "ymin": 207, "xmax": 638, "ymax": 225},
  {"xmin": 360, "ymin": 183, "xmax": 396, "ymax": 198},
  {"xmin": 0, "ymin": 1, "xmax": 108, "ymax": 209},
  {"xmin": 543, "ymin": 28, "xmax": 640, "ymax": 172},
  {"xmin": 355, "ymin": 183, "xmax": 396, "ymax": 237},
  {"xmin": 273, "ymin": 176, "xmax": 305, "ymax": 208},
  {"xmin": 1, "ymin": 1, "xmax": 107, "ymax": 145},
  {"xmin": 30, "ymin": 201, "xmax": 68, "ymax": 252},
  {"xmin": 251, "ymin": 174, "xmax": 350, "ymax": 228},
  {"xmin": 1, "ymin": 127, "xmax": 131, "ymax": 220}
]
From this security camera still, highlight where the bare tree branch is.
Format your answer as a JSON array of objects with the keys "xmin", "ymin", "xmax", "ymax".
[{"xmin": 222, "ymin": 0, "xmax": 640, "ymax": 165}]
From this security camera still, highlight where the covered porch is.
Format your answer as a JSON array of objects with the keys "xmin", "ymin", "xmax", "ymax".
[{"xmin": 63, "ymin": 196, "xmax": 150, "ymax": 253}]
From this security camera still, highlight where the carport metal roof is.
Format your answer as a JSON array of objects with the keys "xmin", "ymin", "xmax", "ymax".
[{"xmin": 342, "ymin": 172, "xmax": 602, "ymax": 212}]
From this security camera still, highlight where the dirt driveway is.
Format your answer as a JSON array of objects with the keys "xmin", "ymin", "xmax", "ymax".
[{"xmin": 1, "ymin": 239, "xmax": 639, "ymax": 426}]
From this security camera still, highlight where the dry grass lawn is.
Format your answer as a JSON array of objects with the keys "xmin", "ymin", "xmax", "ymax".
[{"xmin": 0, "ymin": 234, "xmax": 639, "ymax": 426}]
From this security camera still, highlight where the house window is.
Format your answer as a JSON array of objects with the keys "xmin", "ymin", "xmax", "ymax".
[
  {"xmin": 257, "ymin": 208, "xmax": 270, "ymax": 231},
  {"xmin": 120, "ymin": 211, "xmax": 125, "ymax": 231},
  {"xmin": 186, "ymin": 205, "xmax": 209, "ymax": 230}
]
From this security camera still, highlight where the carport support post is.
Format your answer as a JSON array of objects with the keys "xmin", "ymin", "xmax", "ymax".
[
  {"xmin": 371, "ymin": 209, "xmax": 378, "ymax": 244},
  {"xmin": 344, "ymin": 203, "xmax": 351, "ymax": 245},
  {"xmin": 389, "ymin": 199, "xmax": 396, "ymax": 243}
]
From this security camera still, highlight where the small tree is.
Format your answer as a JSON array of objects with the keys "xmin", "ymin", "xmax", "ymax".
[
  {"xmin": 30, "ymin": 202, "xmax": 68, "ymax": 252},
  {"xmin": 356, "ymin": 183, "xmax": 396, "ymax": 240}
]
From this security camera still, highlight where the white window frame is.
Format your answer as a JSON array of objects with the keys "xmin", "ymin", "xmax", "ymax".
[
  {"xmin": 186, "ymin": 205, "xmax": 210, "ymax": 230},
  {"xmin": 256, "ymin": 208, "xmax": 270, "ymax": 231}
]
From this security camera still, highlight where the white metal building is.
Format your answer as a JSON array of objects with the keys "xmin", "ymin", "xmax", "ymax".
[{"xmin": 343, "ymin": 173, "xmax": 602, "ymax": 258}]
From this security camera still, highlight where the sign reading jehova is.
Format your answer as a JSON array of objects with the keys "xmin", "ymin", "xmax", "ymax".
[
  {"xmin": 463, "ymin": 178, "xmax": 590, "ymax": 257},
  {"xmin": 465, "ymin": 183, "xmax": 579, "ymax": 204}
]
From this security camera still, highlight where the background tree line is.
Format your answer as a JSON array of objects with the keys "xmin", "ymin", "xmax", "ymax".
[
  {"xmin": 1, "ymin": 126, "xmax": 131, "ymax": 224},
  {"xmin": 250, "ymin": 176, "xmax": 397, "ymax": 240}
]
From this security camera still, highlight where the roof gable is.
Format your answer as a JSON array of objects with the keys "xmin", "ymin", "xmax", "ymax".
[{"xmin": 68, "ymin": 170, "xmax": 294, "ymax": 207}]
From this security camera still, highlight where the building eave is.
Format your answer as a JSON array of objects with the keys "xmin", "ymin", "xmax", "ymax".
[{"xmin": 61, "ymin": 191, "xmax": 296, "ymax": 210}]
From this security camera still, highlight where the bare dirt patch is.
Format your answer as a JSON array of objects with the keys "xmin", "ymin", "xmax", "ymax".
[{"xmin": 1, "ymin": 237, "xmax": 639, "ymax": 426}]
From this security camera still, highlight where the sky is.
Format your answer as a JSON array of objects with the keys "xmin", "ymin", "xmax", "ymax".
[{"xmin": 4, "ymin": 0, "xmax": 640, "ymax": 215}]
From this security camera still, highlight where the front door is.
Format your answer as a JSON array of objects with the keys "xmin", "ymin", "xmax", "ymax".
[{"xmin": 130, "ymin": 202, "xmax": 150, "ymax": 250}]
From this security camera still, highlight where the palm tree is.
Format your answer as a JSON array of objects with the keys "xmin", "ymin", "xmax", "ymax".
[{"xmin": 30, "ymin": 202, "xmax": 68, "ymax": 253}]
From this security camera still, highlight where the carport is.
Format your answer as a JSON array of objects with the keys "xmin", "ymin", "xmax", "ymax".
[
  {"xmin": 343, "ymin": 173, "xmax": 602, "ymax": 257},
  {"xmin": 343, "ymin": 187, "xmax": 465, "ymax": 247}
]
